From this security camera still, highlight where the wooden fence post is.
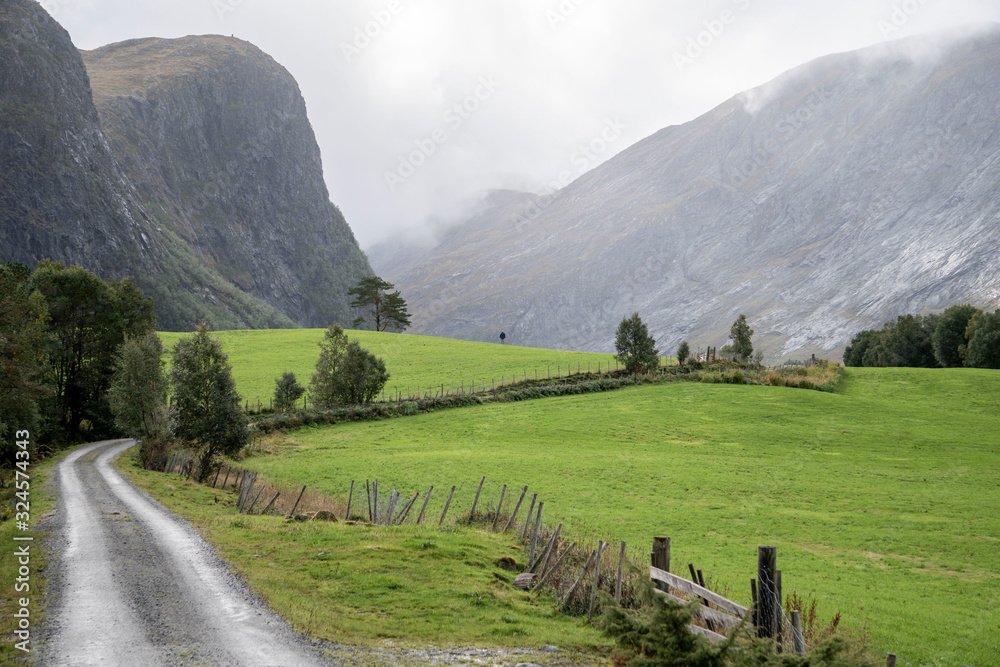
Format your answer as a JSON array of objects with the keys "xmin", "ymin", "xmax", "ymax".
[
  {"xmin": 345, "ymin": 480, "xmax": 354, "ymax": 520},
  {"xmin": 561, "ymin": 550, "xmax": 596, "ymax": 608},
  {"xmin": 521, "ymin": 494, "xmax": 538, "ymax": 540},
  {"xmin": 492, "ymin": 484, "xmax": 507, "ymax": 531},
  {"xmin": 366, "ymin": 479, "xmax": 372, "ymax": 522},
  {"xmin": 757, "ymin": 546, "xmax": 778, "ymax": 644},
  {"xmin": 791, "ymin": 610, "xmax": 805, "ymax": 655},
  {"xmin": 503, "ymin": 486, "xmax": 528, "ymax": 532},
  {"xmin": 469, "ymin": 475, "xmax": 485, "ymax": 520},
  {"xmin": 261, "ymin": 491, "xmax": 280, "ymax": 515},
  {"xmin": 885, "ymin": 654, "xmax": 897, "ymax": 667},
  {"xmin": 651, "ymin": 537, "xmax": 671, "ymax": 592},
  {"xmin": 438, "ymin": 485, "xmax": 456, "ymax": 525},
  {"xmin": 288, "ymin": 485, "xmax": 307, "ymax": 518},
  {"xmin": 588, "ymin": 541, "xmax": 607, "ymax": 622},
  {"xmin": 416, "ymin": 486, "xmax": 434, "ymax": 525},
  {"xmin": 615, "ymin": 541, "xmax": 627, "ymax": 604},
  {"xmin": 528, "ymin": 501, "xmax": 544, "ymax": 565}
]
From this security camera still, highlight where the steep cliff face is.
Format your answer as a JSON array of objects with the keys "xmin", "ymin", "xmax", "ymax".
[
  {"xmin": 375, "ymin": 27, "xmax": 1000, "ymax": 359},
  {"xmin": 0, "ymin": 0, "xmax": 150, "ymax": 279},
  {"xmin": 82, "ymin": 36, "xmax": 371, "ymax": 328},
  {"xmin": 0, "ymin": 0, "xmax": 370, "ymax": 331}
]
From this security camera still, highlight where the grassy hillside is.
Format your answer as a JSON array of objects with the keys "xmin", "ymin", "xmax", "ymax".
[
  {"xmin": 236, "ymin": 367, "xmax": 1000, "ymax": 666},
  {"xmin": 159, "ymin": 329, "xmax": 621, "ymax": 407}
]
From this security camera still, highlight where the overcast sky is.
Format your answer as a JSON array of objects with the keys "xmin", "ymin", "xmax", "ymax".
[{"xmin": 46, "ymin": 0, "xmax": 1000, "ymax": 249}]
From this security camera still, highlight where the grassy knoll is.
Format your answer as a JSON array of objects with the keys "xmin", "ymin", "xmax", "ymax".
[
  {"xmin": 117, "ymin": 456, "xmax": 610, "ymax": 654},
  {"xmin": 237, "ymin": 367, "xmax": 1000, "ymax": 666},
  {"xmin": 158, "ymin": 329, "xmax": 620, "ymax": 408}
]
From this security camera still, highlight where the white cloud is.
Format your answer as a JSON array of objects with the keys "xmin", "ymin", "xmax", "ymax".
[{"xmin": 53, "ymin": 0, "xmax": 1000, "ymax": 248}]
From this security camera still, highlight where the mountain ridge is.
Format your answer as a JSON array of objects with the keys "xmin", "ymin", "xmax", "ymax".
[
  {"xmin": 372, "ymin": 25, "xmax": 1000, "ymax": 359},
  {"xmin": 0, "ymin": 0, "xmax": 371, "ymax": 331}
]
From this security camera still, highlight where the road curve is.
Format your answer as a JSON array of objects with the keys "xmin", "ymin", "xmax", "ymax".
[{"xmin": 40, "ymin": 440, "xmax": 332, "ymax": 666}]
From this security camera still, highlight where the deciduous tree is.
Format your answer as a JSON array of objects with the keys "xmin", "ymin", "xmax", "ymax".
[
  {"xmin": 273, "ymin": 371, "xmax": 305, "ymax": 412},
  {"xmin": 729, "ymin": 314, "xmax": 754, "ymax": 362},
  {"xmin": 614, "ymin": 313, "xmax": 660, "ymax": 375},
  {"xmin": 169, "ymin": 322, "xmax": 249, "ymax": 481},
  {"xmin": 676, "ymin": 340, "xmax": 690, "ymax": 366},
  {"xmin": 932, "ymin": 304, "xmax": 980, "ymax": 367},
  {"xmin": 107, "ymin": 332, "xmax": 168, "ymax": 440}
]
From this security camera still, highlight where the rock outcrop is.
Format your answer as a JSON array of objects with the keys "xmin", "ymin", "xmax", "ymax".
[{"xmin": 1, "ymin": 0, "xmax": 371, "ymax": 330}]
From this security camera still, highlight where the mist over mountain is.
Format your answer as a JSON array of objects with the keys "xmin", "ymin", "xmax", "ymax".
[
  {"xmin": 1, "ymin": 0, "xmax": 370, "ymax": 331},
  {"xmin": 372, "ymin": 26, "xmax": 1000, "ymax": 360}
]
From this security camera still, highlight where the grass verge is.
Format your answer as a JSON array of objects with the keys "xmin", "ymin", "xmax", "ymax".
[{"xmin": 116, "ymin": 451, "xmax": 612, "ymax": 654}]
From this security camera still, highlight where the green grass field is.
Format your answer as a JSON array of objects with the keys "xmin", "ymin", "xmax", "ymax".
[
  {"xmin": 158, "ymin": 329, "xmax": 621, "ymax": 408},
  {"xmin": 235, "ymin": 367, "xmax": 1000, "ymax": 666}
]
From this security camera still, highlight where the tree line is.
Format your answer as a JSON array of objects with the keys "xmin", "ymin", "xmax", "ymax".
[
  {"xmin": 844, "ymin": 305, "xmax": 1000, "ymax": 369},
  {"xmin": 1, "ymin": 261, "xmax": 402, "ymax": 475}
]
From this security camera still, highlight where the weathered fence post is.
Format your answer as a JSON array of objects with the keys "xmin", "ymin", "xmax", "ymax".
[
  {"xmin": 366, "ymin": 479, "xmax": 372, "ymax": 522},
  {"xmin": 262, "ymin": 491, "xmax": 280, "ymax": 515},
  {"xmin": 492, "ymin": 484, "xmax": 507, "ymax": 530},
  {"xmin": 885, "ymin": 654, "xmax": 897, "ymax": 667},
  {"xmin": 528, "ymin": 501, "xmax": 544, "ymax": 565},
  {"xmin": 651, "ymin": 537, "xmax": 671, "ymax": 593},
  {"xmin": 288, "ymin": 485, "xmax": 307, "ymax": 518},
  {"xmin": 588, "ymin": 541, "xmax": 607, "ymax": 622},
  {"xmin": 791, "ymin": 610, "xmax": 805, "ymax": 655},
  {"xmin": 345, "ymin": 480, "xmax": 354, "ymax": 520},
  {"xmin": 468, "ymin": 475, "xmax": 485, "ymax": 520},
  {"xmin": 757, "ymin": 546, "xmax": 779, "ymax": 644},
  {"xmin": 416, "ymin": 486, "xmax": 434, "ymax": 524},
  {"xmin": 503, "ymin": 486, "xmax": 528, "ymax": 532},
  {"xmin": 615, "ymin": 541, "xmax": 627, "ymax": 604},
  {"xmin": 438, "ymin": 485, "xmax": 456, "ymax": 525},
  {"xmin": 521, "ymin": 494, "xmax": 538, "ymax": 540}
]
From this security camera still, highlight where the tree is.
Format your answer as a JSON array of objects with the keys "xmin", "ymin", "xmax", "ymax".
[
  {"xmin": 676, "ymin": 340, "xmax": 690, "ymax": 366},
  {"xmin": 169, "ymin": 322, "xmax": 249, "ymax": 481},
  {"xmin": 932, "ymin": 304, "xmax": 981, "ymax": 367},
  {"xmin": 311, "ymin": 325, "xmax": 390, "ymax": 406},
  {"xmin": 965, "ymin": 309, "xmax": 1000, "ymax": 369},
  {"xmin": 310, "ymin": 325, "xmax": 349, "ymax": 408},
  {"xmin": 729, "ymin": 314, "xmax": 754, "ymax": 362},
  {"xmin": 0, "ymin": 262, "xmax": 51, "ymax": 457},
  {"xmin": 843, "ymin": 329, "xmax": 880, "ymax": 367},
  {"xmin": 273, "ymin": 372, "xmax": 305, "ymax": 412},
  {"xmin": 614, "ymin": 313, "xmax": 660, "ymax": 375},
  {"xmin": 107, "ymin": 332, "xmax": 168, "ymax": 440},
  {"xmin": 349, "ymin": 276, "xmax": 411, "ymax": 332},
  {"xmin": 331, "ymin": 341, "xmax": 390, "ymax": 404},
  {"xmin": 30, "ymin": 260, "xmax": 156, "ymax": 442}
]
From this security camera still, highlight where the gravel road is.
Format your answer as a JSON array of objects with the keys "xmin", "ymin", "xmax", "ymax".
[
  {"xmin": 37, "ymin": 440, "xmax": 593, "ymax": 667},
  {"xmin": 38, "ymin": 439, "xmax": 332, "ymax": 666}
]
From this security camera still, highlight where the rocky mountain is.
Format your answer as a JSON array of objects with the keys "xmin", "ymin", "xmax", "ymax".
[
  {"xmin": 1, "ymin": 0, "xmax": 370, "ymax": 331},
  {"xmin": 372, "ymin": 26, "xmax": 1000, "ymax": 360}
]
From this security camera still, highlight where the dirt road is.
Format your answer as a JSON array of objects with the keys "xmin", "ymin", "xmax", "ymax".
[{"xmin": 39, "ymin": 440, "xmax": 331, "ymax": 666}]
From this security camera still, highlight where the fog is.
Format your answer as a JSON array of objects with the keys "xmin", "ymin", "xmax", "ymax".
[{"xmin": 47, "ymin": 0, "xmax": 1000, "ymax": 248}]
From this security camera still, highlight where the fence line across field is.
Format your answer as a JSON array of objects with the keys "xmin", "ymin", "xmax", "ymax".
[{"xmin": 161, "ymin": 460, "xmax": 895, "ymax": 661}]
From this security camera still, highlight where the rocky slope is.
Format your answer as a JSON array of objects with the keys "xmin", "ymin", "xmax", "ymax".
[
  {"xmin": 0, "ymin": 0, "xmax": 370, "ymax": 330},
  {"xmin": 373, "ymin": 26, "xmax": 1000, "ymax": 359}
]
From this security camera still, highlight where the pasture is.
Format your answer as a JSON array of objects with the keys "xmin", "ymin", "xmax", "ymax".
[
  {"xmin": 158, "ymin": 329, "xmax": 620, "ymax": 408},
  {"xmin": 237, "ymin": 367, "xmax": 1000, "ymax": 666}
]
